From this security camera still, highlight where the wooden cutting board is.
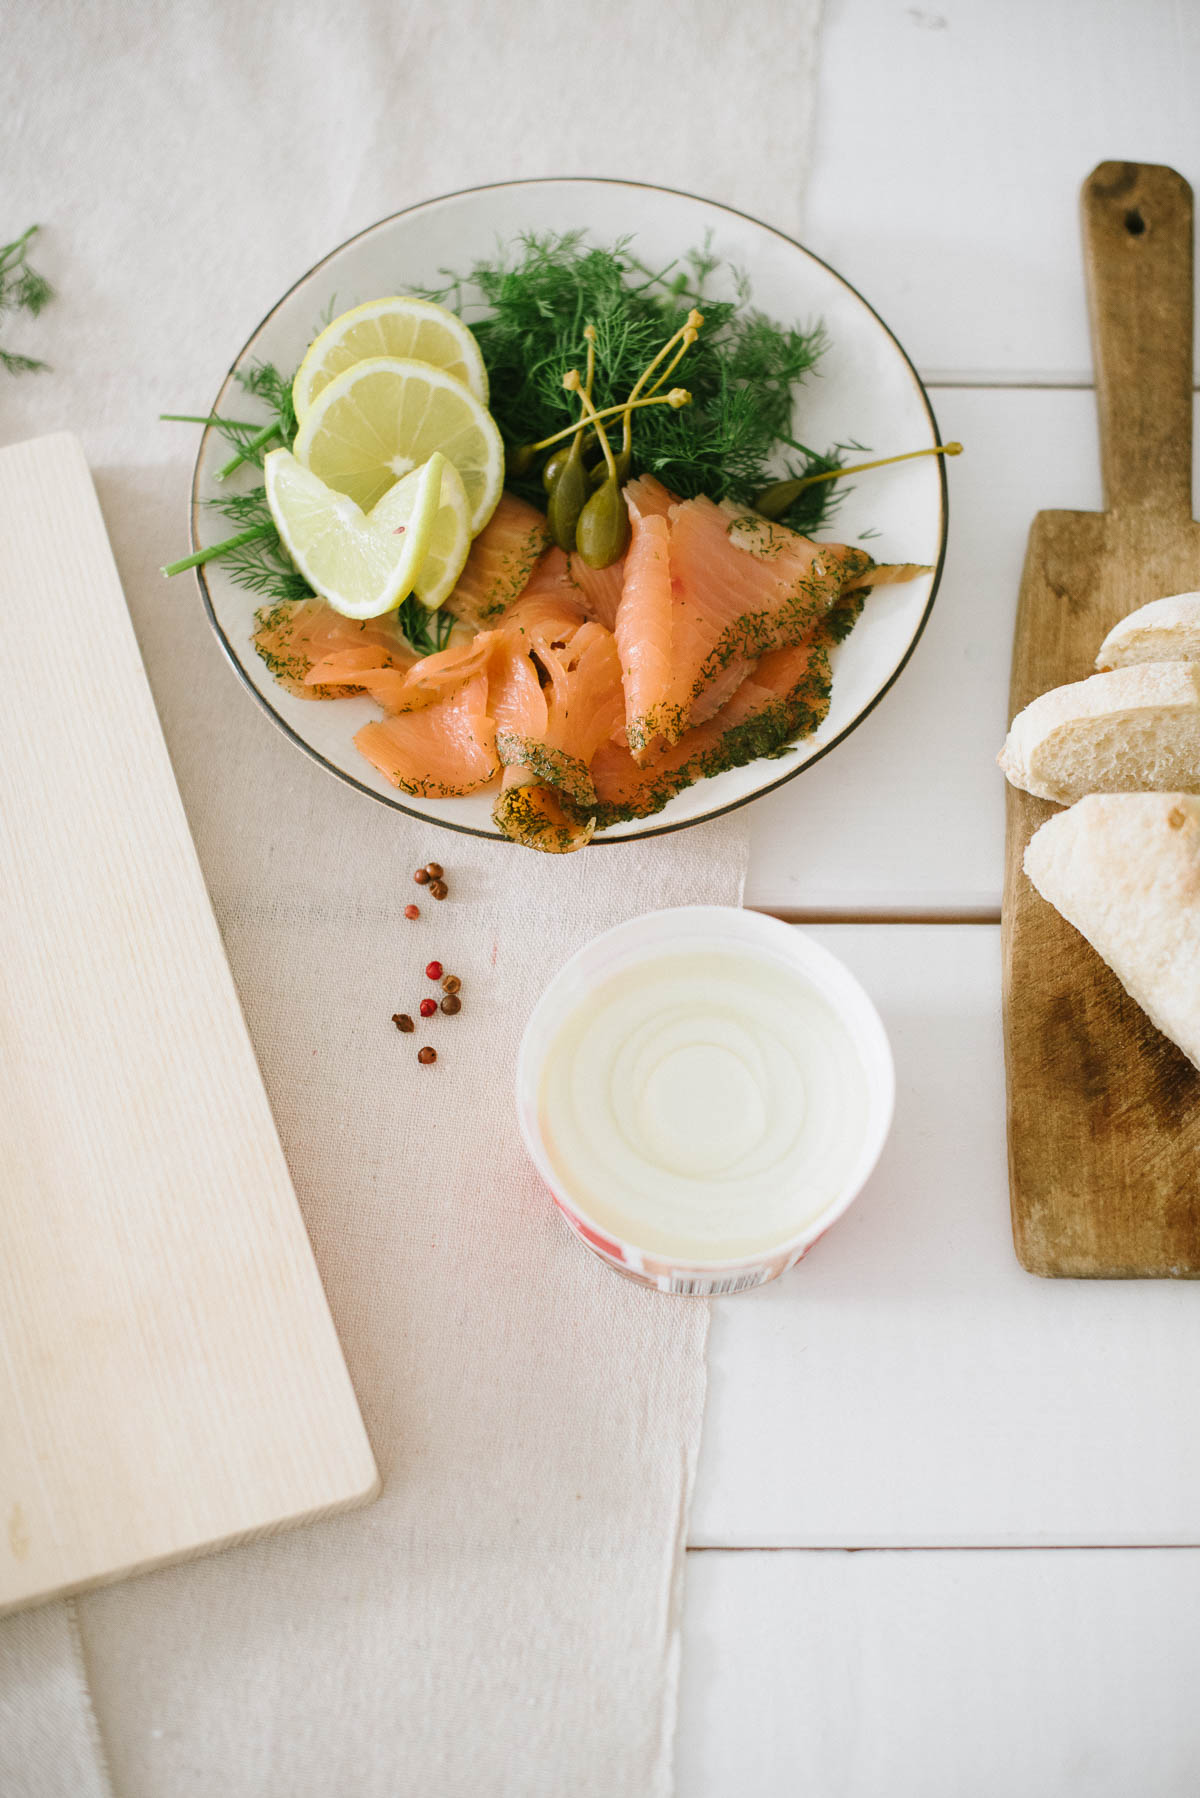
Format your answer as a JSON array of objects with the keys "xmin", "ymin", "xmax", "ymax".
[
  {"xmin": 0, "ymin": 434, "xmax": 378, "ymax": 1614},
  {"xmin": 1003, "ymin": 162, "xmax": 1200, "ymax": 1278}
]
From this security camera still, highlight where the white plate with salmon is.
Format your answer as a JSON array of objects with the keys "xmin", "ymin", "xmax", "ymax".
[{"xmin": 186, "ymin": 179, "xmax": 948, "ymax": 852}]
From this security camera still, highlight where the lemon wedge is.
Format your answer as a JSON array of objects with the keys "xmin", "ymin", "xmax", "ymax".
[
  {"xmin": 293, "ymin": 356, "xmax": 504, "ymax": 529},
  {"xmin": 264, "ymin": 447, "xmax": 443, "ymax": 619},
  {"xmin": 370, "ymin": 457, "xmax": 471, "ymax": 610},
  {"xmin": 292, "ymin": 296, "xmax": 489, "ymax": 422}
]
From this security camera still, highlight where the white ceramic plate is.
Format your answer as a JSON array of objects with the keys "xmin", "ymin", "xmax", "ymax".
[{"xmin": 192, "ymin": 179, "xmax": 947, "ymax": 843}]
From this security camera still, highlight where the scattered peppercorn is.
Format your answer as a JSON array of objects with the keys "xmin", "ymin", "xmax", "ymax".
[
  {"xmin": 404, "ymin": 903, "xmax": 420, "ymax": 920},
  {"xmin": 392, "ymin": 1013, "xmax": 414, "ymax": 1033},
  {"xmin": 417, "ymin": 1046, "xmax": 437, "ymax": 1065},
  {"xmin": 441, "ymin": 974, "xmax": 461, "ymax": 995},
  {"xmin": 426, "ymin": 862, "xmax": 444, "ymax": 879},
  {"xmin": 425, "ymin": 960, "xmax": 444, "ymax": 981},
  {"xmin": 419, "ymin": 997, "xmax": 437, "ymax": 1018},
  {"xmin": 441, "ymin": 994, "xmax": 462, "ymax": 1015},
  {"xmin": 413, "ymin": 868, "xmax": 430, "ymax": 885},
  {"xmin": 429, "ymin": 879, "xmax": 449, "ymax": 900}
]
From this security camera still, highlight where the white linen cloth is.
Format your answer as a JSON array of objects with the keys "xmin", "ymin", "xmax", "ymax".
[{"xmin": 0, "ymin": 2, "xmax": 820, "ymax": 1791}]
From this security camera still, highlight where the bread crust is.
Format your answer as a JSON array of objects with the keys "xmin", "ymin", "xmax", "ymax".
[
  {"xmin": 1096, "ymin": 592, "xmax": 1200, "ymax": 671},
  {"xmin": 1023, "ymin": 793, "xmax": 1200, "ymax": 1070},
  {"xmin": 999, "ymin": 663, "xmax": 1200, "ymax": 802}
]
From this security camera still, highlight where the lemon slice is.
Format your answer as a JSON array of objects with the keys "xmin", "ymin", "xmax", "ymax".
[
  {"xmin": 292, "ymin": 296, "xmax": 489, "ymax": 421},
  {"xmin": 371, "ymin": 457, "xmax": 471, "ymax": 610},
  {"xmin": 293, "ymin": 356, "xmax": 504, "ymax": 530},
  {"xmin": 264, "ymin": 447, "xmax": 443, "ymax": 619}
]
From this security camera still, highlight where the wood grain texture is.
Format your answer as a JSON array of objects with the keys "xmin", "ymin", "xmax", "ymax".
[
  {"xmin": 1003, "ymin": 164, "xmax": 1200, "ymax": 1277},
  {"xmin": 0, "ymin": 434, "xmax": 378, "ymax": 1615}
]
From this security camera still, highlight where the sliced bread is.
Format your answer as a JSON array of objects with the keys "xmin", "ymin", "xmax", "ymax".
[
  {"xmin": 1023, "ymin": 793, "xmax": 1200, "ymax": 1070},
  {"xmin": 999, "ymin": 662, "xmax": 1200, "ymax": 804},
  {"xmin": 1096, "ymin": 592, "xmax": 1200, "ymax": 671}
]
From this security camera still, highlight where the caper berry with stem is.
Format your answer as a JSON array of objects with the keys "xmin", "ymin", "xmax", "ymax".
[
  {"xmin": 755, "ymin": 442, "xmax": 964, "ymax": 521},
  {"xmin": 563, "ymin": 364, "xmax": 631, "ymax": 570},
  {"xmin": 546, "ymin": 431, "xmax": 590, "ymax": 551},
  {"xmin": 541, "ymin": 442, "xmax": 573, "ymax": 493},
  {"xmin": 590, "ymin": 445, "xmax": 631, "ymax": 489},
  {"xmin": 545, "ymin": 325, "xmax": 599, "ymax": 549},
  {"xmin": 576, "ymin": 474, "xmax": 631, "ymax": 569},
  {"xmin": 506, "ymin": 441, "xmax": 541, "ymax": 480}
]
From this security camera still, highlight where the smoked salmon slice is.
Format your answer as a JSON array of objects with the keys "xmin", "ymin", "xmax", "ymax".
[
  {"xmin": 354, "ymin": 672, "xmax": 498, "ymax": 796},
  {"xmin": 566, "ymin": 477, "xmax": 675, "ymax": 634},
  {"xmin": 251, "ymin": 460, "xmax": 920, "ymax": 851},
  {"xmin": 623, "ymin": 496, "xmax": 872, "ymax": 752},
  {"xmin": 591, "ymin": 597, "xmax": 859, "ymax": 823},
  {"xmin": 327, "ymin": 568, "xmax": 583, "ymax": 720},
  {"xmin": 253, "ymin": 598, "xmax": 416, "ymax": 699},
  {"xmin": 492, "ymin": 608, "xmax": 624, "ymax": 850},
  {"xmin": 497, "ymin": 621, "xmax": 624, "ymax": 808},
  {"xmin": 623, "ymin": 473, "xmax": 676, "ymax": 519},
  {"xmin": 487, "ymin": 633, "xmax": 548, "ymax": 741},
  {"xmin": 492, "ymin": 774, "xmax": 597, "ymax": 854},
  {"xmin": 445, "ymin": 494, "xmax": 551, "ymax": 628},
  {"xmin": 613, "ymin": 495, "xmax": 874, "ymax": 754},
  {"xmin": 567, "ymin": 553, "xmax": 624, "ymax": 631},
  {"xmin": 615, "ymin": 495, "xmax": 674, "ymax": 756}
]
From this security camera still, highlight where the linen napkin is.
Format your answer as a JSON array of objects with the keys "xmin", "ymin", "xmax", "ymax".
[{"xmin": 0, "ymin": 1, "xmax": 820, "ymax": 1791}]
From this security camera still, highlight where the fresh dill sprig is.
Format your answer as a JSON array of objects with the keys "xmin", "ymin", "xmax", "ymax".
[
  {"xmin": 0, "ymin": 225, "xmax": 54, "ymax": 375},
  {"xmin": 420, "ymin": 231, "xmax": 845, "ymax": 534},
  {"xmin": 396, "ymin": 597, "xmax": 455, "ymax": 655},
  {"xmin": 213, "ymin": 362, "xmax": 298, "ymax": 478},
  {"xmin": 195, "ymin": 488, "xmax": 311, "ymax": 600},
  {"xmin": 163, "ymin": 362, "xmax": 308, "ymax": 594},
  {"xmin": 236, "ymin": 362, "xmax": 298, "ymax": 439},
  {"xmin": 166, "ymin": 370, "xmax": 453, "ymax": 656}
]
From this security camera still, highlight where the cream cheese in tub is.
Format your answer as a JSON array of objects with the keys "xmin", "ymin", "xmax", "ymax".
[{"xmin": 517, "ymin": 908, "xmax": 894, "ymax": 1293}]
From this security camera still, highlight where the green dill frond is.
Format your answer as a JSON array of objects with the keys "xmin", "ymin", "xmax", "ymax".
[
  {"xmin": 206, "ymin": 487, "xmax": 274, "ymax": 528},
  {"xmin": 774, "ymin": 445, "xmax": 858, "ymax": 538},
  {"xmin": 221, "ymin": 361, "xmax": 297, "ymax": 469},
  {"xmin": 199, "ymin": 491, "xmax": 310, "ymax": 600},
  {"xmin": 0, "ymin": 224, "xmax": 54, "ymax": 374},
  {"xmin": 419, "ymin": 231, "xmax": 845, "ymax": 533},
  {"xmin": 0, "ymin": 347, "xmax": 49, "ymax": 375},
  {"xmin": 396, "ymin": 597, "xmax": 455, "ymax": 655}
]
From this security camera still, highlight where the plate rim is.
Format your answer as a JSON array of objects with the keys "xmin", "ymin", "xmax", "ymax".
[{"xmin": 191, "ymin": 174, "xmax": 948, "ymax": 845}]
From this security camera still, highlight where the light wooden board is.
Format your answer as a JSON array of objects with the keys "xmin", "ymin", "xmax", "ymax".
[
  {"xmin": 1003, "ymin": 164, "xmax": 1200, "ymax": 1277},
  {"xmin": 677, "ymin": 1547, "xmax": 1200, "ymax": 1798},
  {"xmin": 0, "ymin": 434, "xmax": 378, "ymax": 1615},
  {"xmin": 692, "ymin": 927, "xmax": 1200, "ymax": 1548}
]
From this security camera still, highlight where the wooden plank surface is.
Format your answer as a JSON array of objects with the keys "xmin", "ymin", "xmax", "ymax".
[
  {"xmin": 744, "ymin": 386, "xmax": 1104, "ymax": 916},
  {"xmin": 702, "ymin": 13, "xmax": 1200, "ymax": 1788},
  {"xmin": 803, "ymin": 0, "xmax": 1200, "ymax": 386},
  {"xmin": 677, "ymin": 1548, "xmax": 1200, "ymax": 1798},
  {"xmin": 0, "ymin": 435, "xmax": 378, "ymax": 1615},
  {"xmin": 692, "ymin": 927, "xmax": 1200, "ymax": 1548},
  {"xmin": 1003, "ymin": 165, "xmax": 1200, "ymax": 1277},
  {"xmin": 744, "ymin": 387, "xmax": 1200, "ymax": 920}
]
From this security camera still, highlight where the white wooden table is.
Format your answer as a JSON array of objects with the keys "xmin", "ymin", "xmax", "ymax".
[{"xmin": 684, "ymin": 3, "xmax": 1200, "ymax": 1790}]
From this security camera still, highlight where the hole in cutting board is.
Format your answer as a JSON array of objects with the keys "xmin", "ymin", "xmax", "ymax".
[{"xmin": 1124, "ymin": 208, "xmax": 1147, "ymax": 236}]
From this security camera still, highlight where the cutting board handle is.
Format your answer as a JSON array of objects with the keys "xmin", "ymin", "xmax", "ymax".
[{"xmin": 1082, "ymin": 161, "xmax": 1194, "ymax": 518}]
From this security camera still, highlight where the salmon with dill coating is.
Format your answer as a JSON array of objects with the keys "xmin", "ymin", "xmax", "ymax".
[{"xmin": 256, "ymin": 481, "xmax": 921, "ymax": 851}]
